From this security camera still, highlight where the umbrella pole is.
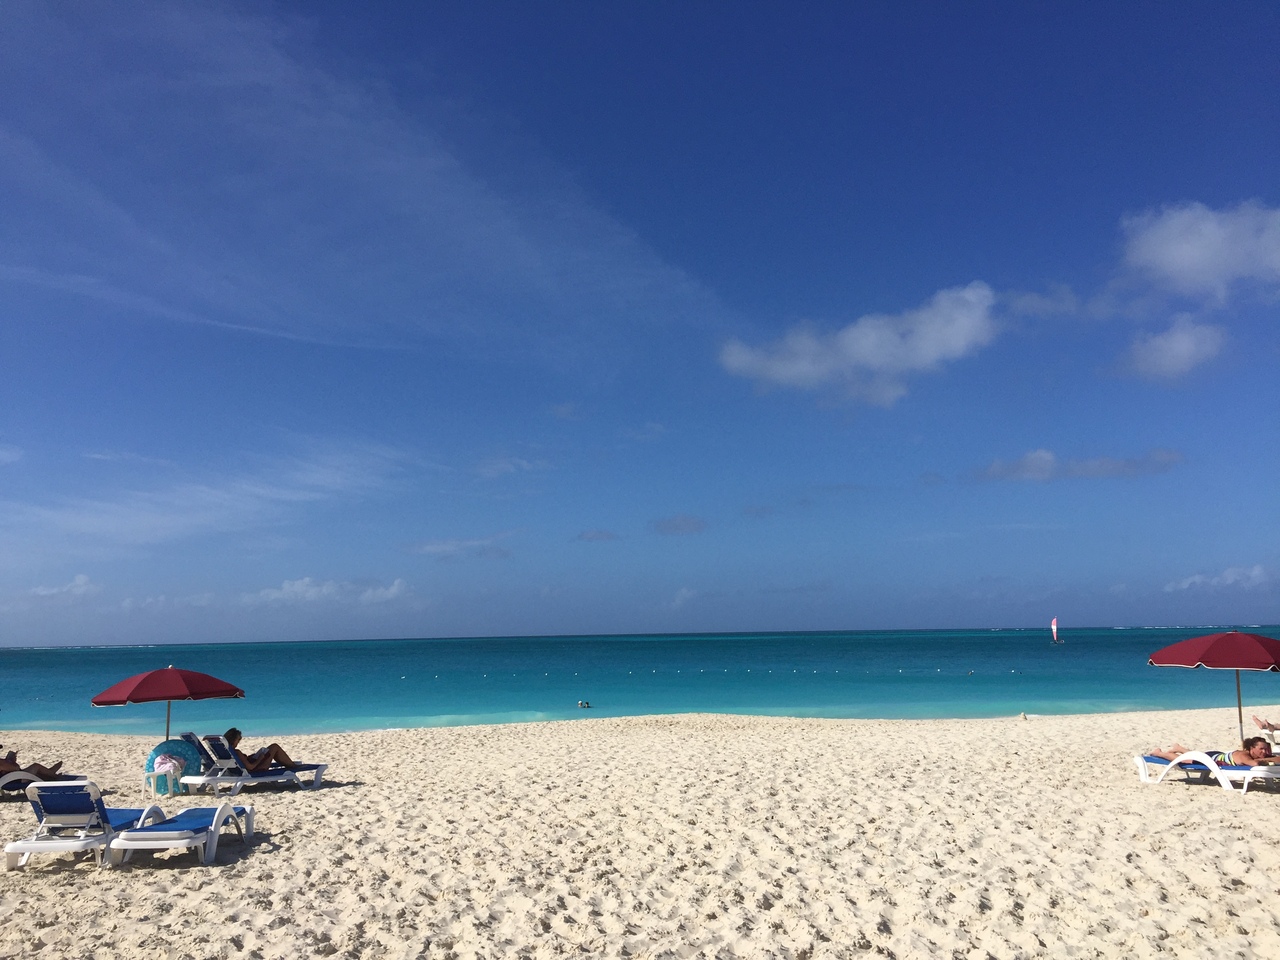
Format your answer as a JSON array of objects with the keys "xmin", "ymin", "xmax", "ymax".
[
  {"xmin": 1237, "ymin": 670, "xmax": 1244, "ymax": 747},
  {"xmin": 166, "ymin": 700, "xmax": 172, "ymax": 741}
]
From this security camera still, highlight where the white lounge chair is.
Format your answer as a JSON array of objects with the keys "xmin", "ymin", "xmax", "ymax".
[
  {"xmin": 4, "ymin": 781, "xmax": 164, "ymax": 870},
  {"xmin": 107, "ymin": 801, "xmax": 254, "ymax": 866},
  {"xmin": 179, "ymin": 734, "xmax": 325, "ymax": 796},
  {"xmin": 1, "ymin": 770, "xmax": 89, "ymax": 798},
  {"xmin": 1133, "ymin": 751, "xmax": 1280, "ymax": 795}
]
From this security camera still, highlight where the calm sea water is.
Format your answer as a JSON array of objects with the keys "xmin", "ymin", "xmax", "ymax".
[{"xmin": 2, "ymin": 626, "xmax": 1277, "ymax": 736}]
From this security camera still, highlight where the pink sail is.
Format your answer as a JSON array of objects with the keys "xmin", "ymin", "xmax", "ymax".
[{"xmin": 1051, "ymin": 617, "xmax": 1058, "ymax": 643}]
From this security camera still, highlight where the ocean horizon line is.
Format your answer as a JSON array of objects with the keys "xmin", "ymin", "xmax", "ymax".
[{"xmin": 1, "ymin": 621, "xmax": 1273, "ymax": 653}]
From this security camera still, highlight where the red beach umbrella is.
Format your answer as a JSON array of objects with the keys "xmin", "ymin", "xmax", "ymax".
[
  {"xmin": 91, "ymin": 666, "xmax": 245, "ymax": 739},
  {"xmin": 1148, "ymin": 632, "xmax": 1280, "ymax": 745}
]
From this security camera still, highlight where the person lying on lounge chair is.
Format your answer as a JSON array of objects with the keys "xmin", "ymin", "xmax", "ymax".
[
  {"xmin": 1149, "ymin": 737, "xmax": 1274, "ymax": 767},
  {"xmin": 1253, "ymin": 716, "xmax": 1279, "ymax": 733},
  {"xmin": 221, "ymin": 728, "xmax": 298, "ymax": 772},
  {"xmin": 0, "ymin": 744, "xmax": 65, "ymax": 780}
]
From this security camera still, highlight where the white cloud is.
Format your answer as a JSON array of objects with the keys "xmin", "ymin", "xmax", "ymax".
[
  {"xmin": 0, "ymin": 444, "xmax": 22, "ymax": 464},
  {"xmin": 120, "ymin": 592, "xmax": 213, "ymax": 612},
  {"xmin": 721, "ymin": 282, "xmax": 997, "ymax": 405},
  {"xmin": 1164, "ymin": 565, "xmax": 1271, "ymax": 592},
  {"xmin": 359, "ymin": 579, "xmax": 408, "ymax": 604},
  {"xmin": 1123, "ymin": 201, "xmax": 1280, "ymax": 300},
  {"xmin": 1131, "ymin": 314, "xmax": 1225, "ymax": 379},
  {"xmin": 243, "ymin": 576, "xmax": 409, "ymax": 605},
  {"xmin": 30, "ymin": 573, "xmax": 100, "ymax": 598},
  {"xmin": 981, "ymin": 448, "xmax": 1182, "ymax": 482}
]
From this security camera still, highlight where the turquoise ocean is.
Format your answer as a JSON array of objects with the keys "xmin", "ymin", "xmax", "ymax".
[{"xmin": 3, "ymin": 626, "xmax": 1278, "ymax": 736}]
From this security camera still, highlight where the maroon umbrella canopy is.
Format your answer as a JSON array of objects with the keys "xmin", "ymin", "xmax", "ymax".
[
  {"xmin": 92, "ymin": 666, "xmax": 244, "ymax": 739},
  {"xmin": 1148, "ymin": 632, "xmax": 1280, "ymax": 744}
]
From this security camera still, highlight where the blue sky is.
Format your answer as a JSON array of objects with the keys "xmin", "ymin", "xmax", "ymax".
[{"xmin": 1, "ymin": 1, "xmax": 1277, "ymax": 645}]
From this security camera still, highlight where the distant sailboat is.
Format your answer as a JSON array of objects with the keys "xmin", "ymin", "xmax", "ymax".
[{"xmin": 1051, "ymin": 617, "xmax": 1063, "ymax": 644}]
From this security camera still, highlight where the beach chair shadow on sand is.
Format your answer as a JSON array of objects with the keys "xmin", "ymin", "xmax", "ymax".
[
  {"xmin": 1134, "ymin": 751, "xmax": 1280, "ymax": 795},
  {"xmin": 3, "ymin": 781, "xmax": 165, "ymax": 871},
  {"xmin": 107, "ymin": 801, "xmax": 254, "ymax": 867},
  {"xmin": 177, "ymin": 732, "xmax": 327, "ymax": 796}
]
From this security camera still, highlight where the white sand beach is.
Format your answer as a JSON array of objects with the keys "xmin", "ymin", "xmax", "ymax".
[{"xmin": 3, "ymin": 707, "xmax": 1280, "ymax": 959}]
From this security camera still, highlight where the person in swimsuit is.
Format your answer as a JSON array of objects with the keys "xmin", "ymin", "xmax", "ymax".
[
  {"xmin": 0, "ymin": 744, "xmax": 65, "ymax": 780},
  {"xmin": 1150, "ymin": 737, "xmax": 1274, "ymax": 766},
  {"xmin": 221, "ymin": 728, "xmax": 298, "ymax": 772}
]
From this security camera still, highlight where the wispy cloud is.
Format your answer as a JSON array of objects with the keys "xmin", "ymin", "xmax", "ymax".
[
  {"xmin": 243, "ymin": 576, "xmax": 409, "ymax": 605},
  {"xmin": 0, "ymin": 3, "xmax": 721, "ymax": 360},
  {"xmin": 652, "ymin": 514, "xmax": 707, "ymax": 536},
  {"xmin": 575, "ymin": 529, "xmax": 621, "ymax": 542},
  {"xmin": 474, "ymin": 456, "xmax": 548, "ymax": 479},
  {"xmin": 1003, "ymin": 284, "xmax": 1078, "ymax": 317},
  {"xmin": 1164, "ymin": 565, "xmax": 1271, "ymax": 592},
  {"xmin": 1123, "ymin": 201, "xmax": 1280, "ymax": 301},
  {"xmin": 0, "ymin": 444, "xmax": 22, "ymax": 464},
  {"xmin": 721, "ymin": 282, "xmax": 997, "ymax": 406},
  {"xmin": 623, "ymin": 422, "xmax": 667, "ymax": 443},
  {"xmin": 1130, "ymin": 314, "xmax": 1225, "ymax": 379},
  {"xmin": 412, "ymin": 533, "xmax": 513, "ymax": 560},
  {"xmin": 980, "ymin": 448, "xmax": 1182, "ymax": 482},
  {"xmin": 669, "ymin": 586, "xmax": 698, "ymax": 609},
  {"xmin": 0, "ymin": 442, "xmax": 406, "ymax": 560}
]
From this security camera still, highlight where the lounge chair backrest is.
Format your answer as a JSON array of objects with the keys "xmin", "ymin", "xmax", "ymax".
[
  {"xmin": 202, "ymin": 736, "xmax": 247, "ymax": 775},
  {"xmin": 179, "ymin": 732, "xmax": 217, "ymax": 772},
  {"xmin": 26, "ymin": 781, "xmax": 108, "ymax": 830}
]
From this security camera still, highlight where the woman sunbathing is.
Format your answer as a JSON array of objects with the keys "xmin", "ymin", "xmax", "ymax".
[
  {"xmin": 222, "ymin": 728, "xmax": 298, "ymax": 772},
  {"xmin": 1150, "ymin": 737, "xmax": 1274, "ymax": 767},
  {"xmin": 0, "ymin": 744, "xmax": 65, "ymax": 780}
]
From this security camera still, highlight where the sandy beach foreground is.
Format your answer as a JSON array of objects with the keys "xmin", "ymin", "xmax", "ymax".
[{"xmin": 3, "ymin": 708, "xmax": 1280, "ymax": 959}]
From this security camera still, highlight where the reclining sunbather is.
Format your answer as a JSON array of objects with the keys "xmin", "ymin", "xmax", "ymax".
[
  {"xmin": 220, "ymin": 728, "xmax": 298, "ymax": 772},
  {"xmin": 1149, "ymin": 737, "xmax": 1274, "ymax": 767},
  {"xmin": 0, "ymin": 745, "xmax": 65, "ymax": 781}
]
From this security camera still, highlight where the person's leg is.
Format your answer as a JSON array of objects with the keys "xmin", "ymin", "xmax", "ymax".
[
  {"xmin": 24, "ymin": 761, "xmax": 62, "ymax": 779},
  {"xmin": 263, "ymin": 744, "xmax": 296, "ymax": 769}
]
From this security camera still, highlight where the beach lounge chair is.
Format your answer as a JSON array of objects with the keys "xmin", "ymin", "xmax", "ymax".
[
  {"xmin": 178, "ymin": 731, "xmax": 218, "ymax": 773},
  {"xmin": 179, "ymin": 734, "xmax": 326, "ymax": 796},
  {"xmin": 0, "ymin": 770, "xmax": 43, "ymax": 798},
  {"xmin": 0, "ymin": 770, "xmax": 89, "ymax": 798},
  {"xmin": 4, "ymin": 781, "xmax": 164, "ymax": 870},
  {"xmin": 107, "ymin": 801, "xmax": 254, "ymax": 866},
  {"xmin": 1133, "ymin": 751, "xmax": 1280, "ymax": 795}
]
